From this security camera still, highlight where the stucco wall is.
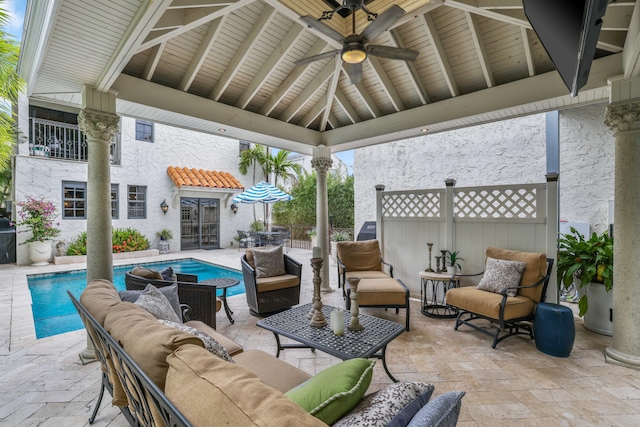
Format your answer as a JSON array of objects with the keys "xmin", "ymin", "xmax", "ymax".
[
  {"xmin": 354, "ymin": 103, "xmax": 614, "ymax": 237},
  {"xmin": 14, "ymin": 114, "xmax": 259, "ymax": 264}
]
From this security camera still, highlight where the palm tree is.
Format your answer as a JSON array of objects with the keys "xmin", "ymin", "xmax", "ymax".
[
  {"xmin": 270, "ymin": 150, "xmax": 301, "ymax": 188},
  {"xmin": 238, "ymin": 144, "xmax": 268, "ymax": 222},
  {"xmin": 0, "ymin": 4, "xmax": 25, "ymax": 211}
]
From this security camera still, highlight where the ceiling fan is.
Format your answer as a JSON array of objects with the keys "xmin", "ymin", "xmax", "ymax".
[{"xmin": 296, "ymin": 1, "xmax": 418, "ymax": 85}]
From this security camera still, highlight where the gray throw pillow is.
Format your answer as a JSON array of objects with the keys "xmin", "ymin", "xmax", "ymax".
[
  {"xmin": 406, "ymin": 391, "xmax": 465, "ymax": 427},
  {"xmin": 253, "ymin": 245, "xmax": 286, "ymax": 278},
  {"xmin": 160, "ymin": 266, "xmax": 177, "ymax": 282},
  {"xmin": 476, "ymin": 257, "xmax": 526, "ymax": 297},
  {"xmin": 120, "ymin": 283, "xmax": 182, "ymax": 320},
  {"xmin": 133, "ymin": 284, "xmax": 182, "ymax": 323},
  {"xmin": 333, "ymin": 382, "xmax": 435, "ymax": 427},
  {"xmin": 159, "ymin": 319, "xmax": 234, "ymax": 363}
]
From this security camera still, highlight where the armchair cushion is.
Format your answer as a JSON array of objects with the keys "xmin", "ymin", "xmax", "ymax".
[
  {"xmin": 476, "ymin": 257, "xmax": 526, "ymax": 297},
  {"xmin": 337, "ymin": 240, "xmax": 383, "ymax": 272},
  {"xmin": 345, "ymin": 270, "xmax": 390, "ymax": 282},
  {"xmin": 485, "ymin": 247, "xmax": 547, "ymax": 302},
  {"xmin": 445, "ymin": 287, "xmax": 536, "ymax": 320},
  {"xmin": 119, "ymin": 283, "xmax": 182, "ymax": 320},
  {"xmin": 253, "ymin": 245, "xmax": 286, "ymax": 278},
  {"xmin": 256, "ymin": 274, "xmax": 300, "ymax": 292},
  {"xmin": 133, "ymin": 284, "xmax": 182, "ymax": 323},
  {"xmin": 131, "ymin": 266, "xmax": 163, "ymax": 280}
]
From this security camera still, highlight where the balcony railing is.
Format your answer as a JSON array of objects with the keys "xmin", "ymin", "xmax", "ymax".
[{"xmin": 29, "ymin": 117, "xmax": 121, "ymax": 165}]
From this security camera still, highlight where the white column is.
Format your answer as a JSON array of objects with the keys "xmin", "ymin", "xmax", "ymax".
[
  {"xmin": 76, "ymin": 87, "xmax": 119, "ymax": 363},
  {"xmin": 312, "ymin": 145, "xmax": 333, "ymax": 293},
  {"xmin": 603, "ymin": 97, "xmax": 640, "ymax": 370}
]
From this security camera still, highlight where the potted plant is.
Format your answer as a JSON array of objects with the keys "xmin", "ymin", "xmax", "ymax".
[
  {"xmin": 156, "ymin": 228, "xmax": 173, "ymax": 254},
  {"xmin": 445, "ymin": 250, "xmax": 463, "ymax": 275},
  {"xmin": 557, "ymin": 227, "xmax": 613, "ymax": 335},
  {"xmin": 330, "ymin": 231, "xmax": 352, "ymax": 265},
  {"xmin": 16, "ymin": 196, "xmax": 61, "ymax": 266}
]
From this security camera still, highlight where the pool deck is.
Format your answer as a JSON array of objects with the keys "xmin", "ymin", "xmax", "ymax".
[{"xmin": 1, "ymin": 248, "xmax": 639, "ymax": 426}]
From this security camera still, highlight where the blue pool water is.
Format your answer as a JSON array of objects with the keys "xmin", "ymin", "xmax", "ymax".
[{"xmin": 27, "ymin": 259, "xmax": 244, "ymax": 339}]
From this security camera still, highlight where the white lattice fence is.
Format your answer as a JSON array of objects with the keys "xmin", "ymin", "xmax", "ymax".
[
  {"xmin": 454, "ymin": 184, "xmax": 545, "ymax": 222},
  {"xmin": 381, "ymin": 190, "xmax": 443, "ymax": 219}
]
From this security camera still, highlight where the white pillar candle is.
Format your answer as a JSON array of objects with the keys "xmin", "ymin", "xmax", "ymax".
[
  {"xmin": 333, "ymin": 309, "xmax": 345, "ymax": 335},
  {"xmin": 313, "ymin": 246, "xmax": 321, "ymax": 259},
  {"xmin": 330, "ymin": 310, "xmax": 337, "ymax": 331}
]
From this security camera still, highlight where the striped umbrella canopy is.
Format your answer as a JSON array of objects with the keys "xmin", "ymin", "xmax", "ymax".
[{"xmin": 232, "ymin": 180, "xmax": 293, "ymax": 204}]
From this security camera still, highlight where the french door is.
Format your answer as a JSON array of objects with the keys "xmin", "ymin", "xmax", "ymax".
[{"xmin": 180, "ymin": 198, "xmax": 219, "ymax": 250}]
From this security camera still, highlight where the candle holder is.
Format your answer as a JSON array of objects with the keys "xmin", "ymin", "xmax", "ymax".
[
  {"xmin": 309, "ymin": 257, "xmax": 327, "ymax": 327},
  {"xmin": 425, "ymin": 243, "xmax": 434, "ymax": 272},
  {"xmin": 434, "ymin": 256, "xmax": 441, "ymax": 273},
  {"xmin": 347, "ymin": 277, "xmax": 364, "ymax": 331},
  {"xmin": 440, "ymin": 250, "xmax": 448, "ymax": 272}
]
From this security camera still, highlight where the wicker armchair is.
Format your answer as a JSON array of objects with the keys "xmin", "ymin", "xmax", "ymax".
[
  {"xmin": 241, "ymin": 250, "xmax": 302, "ymax": 316},
  {"xmin": 124, "ymin": 271, "xmax": 221, "ymax": 329}
]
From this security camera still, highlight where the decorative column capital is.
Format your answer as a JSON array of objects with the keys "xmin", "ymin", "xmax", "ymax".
[
  {"xmin": 604, "ymin": 100, "xmax": 640, "ymax": 135},
  {"xmin": 78, "ymin": 108, "xmax": 120, "ymax": 141},
  {"xmin": 311, "ymin": 157, "xmax": 333, "ymax": 174}
]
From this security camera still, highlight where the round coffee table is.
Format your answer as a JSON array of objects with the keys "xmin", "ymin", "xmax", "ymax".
[{"xmin": 201, "ymin": 278, "xmax": 240, "ymax": 324}]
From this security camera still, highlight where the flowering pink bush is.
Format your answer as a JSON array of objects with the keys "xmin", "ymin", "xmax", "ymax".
[{"xmin": 16, "ymin": 197, "xmax": 61, "ymax": 244}]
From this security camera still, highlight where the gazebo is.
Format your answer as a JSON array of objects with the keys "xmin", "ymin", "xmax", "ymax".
[{"xmin": 17, "ymin": 0, "xmax": 640, "ymax": 370}]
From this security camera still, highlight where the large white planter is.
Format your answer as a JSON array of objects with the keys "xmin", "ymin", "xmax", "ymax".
[
  {"xmin": 583, "ymin": 282, "xmax": 613, "ymax": 336},
  {"xmin": 28, "ymin": 240, "xmax": 52, "ymax": 266}
]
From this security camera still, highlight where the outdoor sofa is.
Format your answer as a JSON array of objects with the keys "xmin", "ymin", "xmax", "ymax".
[{"xmin": 72, "ymin": 278, "xmax": 466, "ymax": 427}]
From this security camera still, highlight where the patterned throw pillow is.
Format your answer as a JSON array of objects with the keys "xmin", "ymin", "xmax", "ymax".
[
  {"xmin": 134, "ymin": 284, "xmax": 182, "ymax": 323},
  {"xmin": 253, "ymin": 245, "xmax": 286, "ymax": 278},
  {"xmin": 333, "ymin": 382, "xmax": 435, "ymax": 427},
  {"xmin": 159, "ymin": 320, "xmax": 234, "ymax": 363},
  {"xmin": 476, "ymin": 257, "xmax": 526, "ymax": 297},
  {"xmin": 119, "ymin": 283, "xmax": 182, "ymax": 320}
]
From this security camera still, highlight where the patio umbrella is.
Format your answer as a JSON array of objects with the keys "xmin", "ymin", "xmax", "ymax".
[{"xmin": 232, "ymin": 181, "xmax": 293, "ymax": 229}]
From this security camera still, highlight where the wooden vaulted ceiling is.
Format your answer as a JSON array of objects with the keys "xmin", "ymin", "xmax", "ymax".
[{"xmin": 19, "ymin": 0, "xmax": 638, "ymax": 154}]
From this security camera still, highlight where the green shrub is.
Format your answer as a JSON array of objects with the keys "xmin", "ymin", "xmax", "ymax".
[{"xmin": 66, "ymin": 228, "xmax": 150, "ymax": 255}]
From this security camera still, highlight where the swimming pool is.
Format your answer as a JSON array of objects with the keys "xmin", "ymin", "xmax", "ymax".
[{"xmin": 27, "ymin": 258, "xmax": 244, "ymax": 339}]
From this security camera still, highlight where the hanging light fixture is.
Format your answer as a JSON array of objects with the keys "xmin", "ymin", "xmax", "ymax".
[
  {"xmin": 160, "ymin": 199, "xmax": 169, "ymax": 215},
  {"xmin": 341, "ymin": 42, "xmax": 367, "ymax": 64},
  {"xmin": 231, "ymin": 203, "xmax": 238, "ymax": 214}
]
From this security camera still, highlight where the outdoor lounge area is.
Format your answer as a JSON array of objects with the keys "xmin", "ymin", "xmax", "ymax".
[{"xmin": 1, "ymin": 247, "xmax": 639, "ymax": 426}]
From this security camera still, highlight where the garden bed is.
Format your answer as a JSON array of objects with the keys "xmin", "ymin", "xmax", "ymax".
[{"xmin": 53, "ymin": 249, "xmax": 160, "ymax": 265}]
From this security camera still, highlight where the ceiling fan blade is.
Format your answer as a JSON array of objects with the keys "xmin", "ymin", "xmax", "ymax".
[
  {"xmin": 345, "ymin": 62, "xmax": 363, "ymax": 85},
  {"xmin": 300, "ymin": 16, "xmax": 346, "ymax": 43},
  {"xmin": 361, "ymin": 5, "xmax": 405, "ymax": 42},
  {"xmin": 367, "ymin": 45, "xmax": 418, "ymax": 62},
  {"xmin": 295, "ymin": 50, "xmax": 340, "ymax": 66}
]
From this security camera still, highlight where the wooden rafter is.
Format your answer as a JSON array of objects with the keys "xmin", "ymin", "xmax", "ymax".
[
  {"xmin": 421, "ymin": 12, "xmax": 459, "ymax": 97},
  {"xmin": 179, "ymin": 17, "xmax": 226, "ymax": 91},
  {"xmin": 278, "ymin": 60, "xmax": 335, "ymax": 122},
  {"xmin": 465, "ymin": 12, "xmax": 494, "ymax": 87}
]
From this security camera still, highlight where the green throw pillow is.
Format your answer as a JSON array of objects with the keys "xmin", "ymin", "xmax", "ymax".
[{"xmin": 285, "ymin": 358, "xmax": 375, "ymax": 425}]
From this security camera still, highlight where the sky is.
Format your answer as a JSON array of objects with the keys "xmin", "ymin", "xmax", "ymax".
[{"xmin": 2, "ymin": 0, "xmax": 355, "ymax": 173}]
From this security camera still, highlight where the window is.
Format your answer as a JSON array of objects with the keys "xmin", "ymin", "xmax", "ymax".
[
  {"xmin": 63, "ymin": 181, "xmax": 86, "ymax": 219},
  {"xmin": 111, "ymin": 184, "xmax": 119, "ymax": 219},
  {"xmin": 135, "ymin": 120, "xmax": 154, "ymax": 142},
  {"xmin": 239, "ymin": 140, "xmax": 250, "ymax": 155},
  {"xmin": 128, "ymin": 185, "xmax": 146, "ymax": 219}
]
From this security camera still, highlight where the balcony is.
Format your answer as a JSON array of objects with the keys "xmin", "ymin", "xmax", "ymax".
[{"xmin": 29, "ymin": 117, "xmax": 121, "ymax": 165}]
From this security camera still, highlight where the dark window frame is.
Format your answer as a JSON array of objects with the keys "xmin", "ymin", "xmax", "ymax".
[
  {"xmin": 127, "ymin": 185, "xmax": 147, "ymax": 219},
  {"xmin": 111, "ymin": 184, "xmax": 119, "ymax": 219},
  {"xmin": 135, "ymin": 120, "xmax": 154, "ymax": 142},
  {"xmin": 62, "ymin": 181, "xmax": 87, "ymax": 219}
]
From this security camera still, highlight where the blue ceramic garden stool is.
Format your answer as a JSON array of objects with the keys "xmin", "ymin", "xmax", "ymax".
[{"xmin": 534, "ymin": 302, "xmax": 575, "ymax": 357}]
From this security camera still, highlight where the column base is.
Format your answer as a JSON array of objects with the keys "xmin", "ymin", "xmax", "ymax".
[
  {"xmin": 79, "ymin": 348, "xmax": 97, "ymax": 365},
  {"xmin": 320, "ymin": 286, "xmax": 334, "ymax": 293},
  {"xmin": 605, "ymin": 346, "xmax": 640, "ymax": 371}
]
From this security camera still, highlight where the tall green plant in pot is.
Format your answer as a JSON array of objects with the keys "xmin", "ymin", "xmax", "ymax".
[{"xmin": 557, "ymin": 227, "xmax": 613, "ymax": 335}]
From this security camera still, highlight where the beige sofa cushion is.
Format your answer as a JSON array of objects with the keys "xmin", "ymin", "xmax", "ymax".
[
  {"xmin": 446, "ymin": 286, "xmax": 536, "ymax": 320},
  {"xmin": 337, "ymin": 240, "xmax": 382, "ymax": 272},
  {"xmin": 80, "ymin": 279, "xmax": 122, "ymax": 326},
  {"xmin": 104, "ymin": 302, "xmax": 204, "ymax": 392},
  {"xmin": 233, "ymin": 350, "xmax": 311, "ymax": 393},
  {"xmin": 345, "ymin": 271, "xmax": 390, "ymax": 282},
  {"xmin": 485, "ymin": 247, "xmax": 547, "ymax": 302},
  {"xmin": 256, "ymin": 274, "xmax": 299, "ymax": 292},
  {"xmin": 185, "ymin": 320, "xmax": 243, "ymax": 356},
  {"xmin": 165, "ymin": 344, "xmax": 326, "ymax": 427},
  {"xmin": 352, "ymin": 278, "xmax": 407, "ymax": 306}
]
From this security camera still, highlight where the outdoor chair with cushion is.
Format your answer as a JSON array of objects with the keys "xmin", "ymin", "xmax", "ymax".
[
  {"xmin": 241, "ymin": 245, "xmax": 302, "ymax": 316},
  {"xmin": 125, "ymin": 266, "xmax": 222, "ymax": 329},
  {"xmin": 336, "ymin": 239, "xmax": 410, "ymax": 331},
  {"xmin": 445, "ymin": 247, "xmax": 554, "ymax": 348},
  {"xmin": 236, "ymin": 230, "xmax": 254, "ymax": 250}
]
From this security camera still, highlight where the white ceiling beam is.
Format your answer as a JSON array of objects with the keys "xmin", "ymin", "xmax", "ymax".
[
  {"xmin": 521, "ymin": 27, "xmax": 535, "ymax": 77},
  {"xmin": 602, "ymin": 4, "xmax": 634, "ymax": 31},
  {"xmin": 351, "ymin": 78, "xmax": 381, "ymax": 118},
  {"xmin": 300, "ymin": 93, "xmax": 327, "ymax": 128},
  {"xmin": 422, "ymin": 13, "xmax": 460, "ymax": 97},
  {"xmin": 465, "ymin": 12, "xmax": 494, "ymax": 87},
  {"xmin": 235, "ymin": 23, "xmax": 304, "ymax": 109},
  {"xmin": 389, "ymin": 30, "xmax": 430, "ymax": 104},
  {"xmin": 320, "ymin": 58, "xmax": 343, "ymax": 131},
  {"xmin": 209, "ymin": 5, "xmax": 277, "ymax": 101},
  {"xmin": 258, "ymin": 39, "xmax": 328, "ymax": 116},
  {"xmin": 334, "ymin": 90, "xmax": 361, "ymax": 124},
  {"xmin": 142, "ymin": 41, "xmax": 166, "ymax": 81},
  {"xmin": 368, "ymin": 56, "xmax": 406, "ymax": 111},
  {"xmin": 279, "ymin": 61, "xmax": 335, "ymax": 122},
  {"xmin": 623, "ymin": 0, "xmax": 640, "ymax": 77},
  {"xmin": 179, "ymin": 17, "xmax": 225, "ymax": 91},
  {"xmin": 154, "ymin": 9, "xmax": 211, "ymax": 30},
  {"xmin": 137, "ymin": 0, "xmax": 253, "ymax": 53},
  {"xmin": 392, "ymin": 0, "xmax": 444, "ymax": 28},
  {"xmin": 169, "ymin": 0, "xmax": 235, "ymax": 8},
  {"xmin": 327, "ymin": 113, "xmax": 340, "ymax": 129},
  {"xmin": 477, "ymin": 0, "xmax": 522, "ymax": 10},
  {"xmin": 95, "ymin": 0, "xmax": 174, "ymax": 92}
]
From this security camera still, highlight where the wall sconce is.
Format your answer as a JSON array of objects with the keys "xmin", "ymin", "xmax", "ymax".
[
  {"xmin": 160, "ymin": 199, "xmax": 169, "ymax": 215},
  {"xmin": 231, "ymin": 203, "xmax": 238, "ymax": 214}
]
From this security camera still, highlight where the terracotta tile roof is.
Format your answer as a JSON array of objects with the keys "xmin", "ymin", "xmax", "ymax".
[{"xmin": 167, "ymin": 167, "xmax": 244, "ymax": 190}]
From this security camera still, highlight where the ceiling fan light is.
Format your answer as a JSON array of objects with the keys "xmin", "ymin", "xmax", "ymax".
[{"xmin": 341, "ymin": 46, "xmax": 367, "ymax": 64}]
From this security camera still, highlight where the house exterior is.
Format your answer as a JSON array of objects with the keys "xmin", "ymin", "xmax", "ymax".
[{"xmin": 12, "ymin": 95, "xmax": 264, "ymax": 265}]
